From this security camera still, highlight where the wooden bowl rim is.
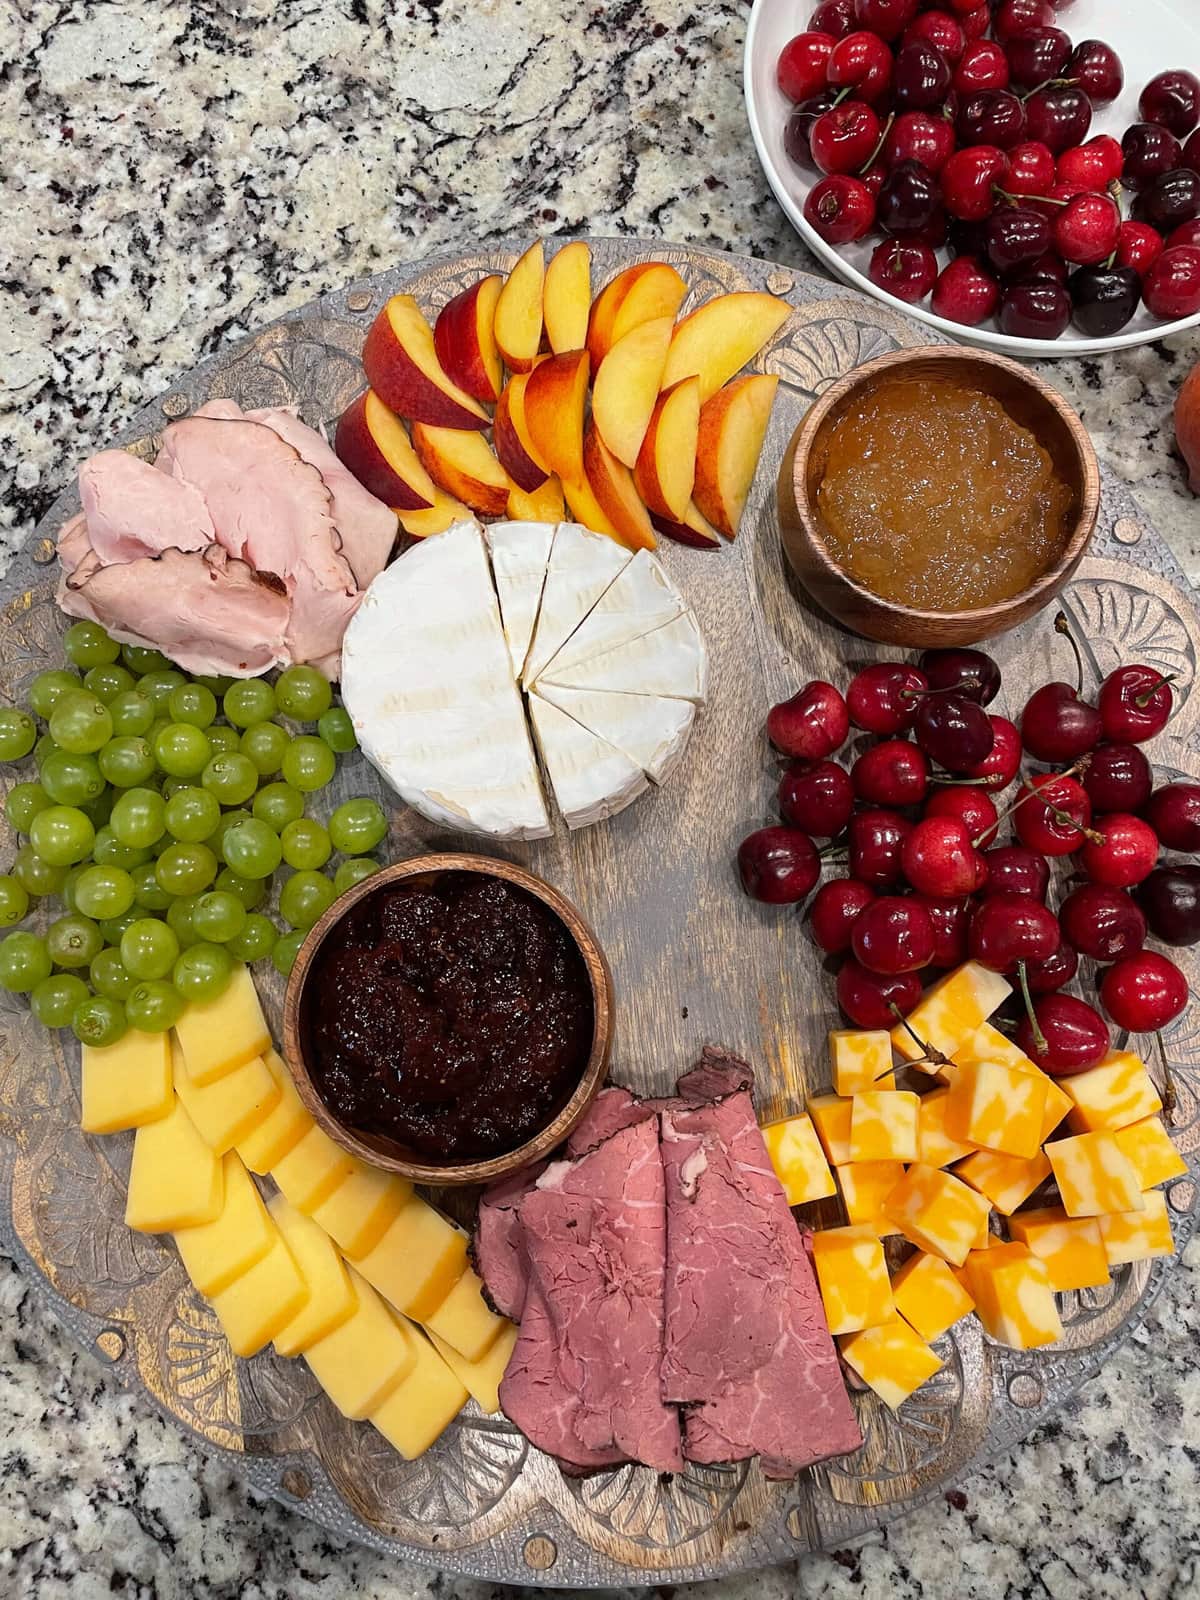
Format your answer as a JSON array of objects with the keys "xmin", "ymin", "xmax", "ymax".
[
  {"xmin": 787, "ymin": 344, "xmax": 1101, "ymax": 628},
  {"xmin": 281, "ymin": 852, "xmax": 614, "ymax": 1186}
]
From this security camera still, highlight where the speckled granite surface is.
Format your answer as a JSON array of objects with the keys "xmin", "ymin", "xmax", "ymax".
[{"xmin": 1, "ymin": 3, "xmax": 1198, "ymax": 1597}]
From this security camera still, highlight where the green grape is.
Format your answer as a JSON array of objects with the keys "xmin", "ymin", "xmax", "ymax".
[
  {"xmin": 29, "ymin": 669, "xmax": 82, "ymax": 719},
  {"xmin": 223, "ymin": 679, "xmax": 277, "ymax": 728},
  {"xmin": 155, "ymin": 842, "xmax": 218, "ymax": 897},
  {"xmin": 166, "ymin": 893, "xmax": 202, "ymax": 950},
  {"xmin": 219, "ymin": 817, "xmax": 282, "ymax": 880},
  {"xmin": 329, "ymin": 798, "xmax": 388, "ymax": 855},
  {"xmin": 0, "ymin": 931, "xmax": 52, "ymax": 992},
  {"xmin": 0, "ymin": 707, "xmax": 37, "ymax": 761},
  {"xmin": 81, "ymin": 787, "xmax": 114, "ymax": 829},
  {"xmin": 252, "ymin": 781, "xmax": 305, "ymax": 832},
  {"xmin": 0, "ymin": 875, "xmax": 30, "ymax": 927},
  {"xmin": 40, "ymin": 750, "xmax": 105, "ymax": 807},
  {"xmin": 281, "ymin": 736, "xmax": 335, "ymax": 793},
  {"xmin": 73, "ymin": 864, "xmax": 135, "ymax": 920},
  {"xmin": 84, "ymin": 662, "xmax": 135, "ymax": 703},
  {"xmin": 60, "ymin": 865, "xmax": 85, "ymax": 913},
  {"xmin": 49, "ymin": 690, "xmax": 113, "ymax": 755},
  {"xmin": 167, "ymin": 682, "xmax": 217, "ymax": 728},
  {"xmin": 333, "ymin": 857, "xmax": 381, "ymax": 895},
  {"xmin": 205, "ymin": 725, "xmax": 239, "ymax": 757},
  {"xmin": 125, "ymin": 978, "xmax": 184, "ymax": 1032},
  {"xmin": 32, "ymin": 972, "xmax": 90, "ymax": 1029},
  {"xmin": 121, "ymin": 644, "xmax": 170, "ymax": 675},
  {"xmin": 280, "ymin": 868, "xmax": 335, "ymax": 930},
  {"xmin": 227, "ymin": 912, "xmax": 277, "ymax": 964},
  {"xmin": 110, "ymin": 787, "xmax": 167, "ymax": 849},
  {"xmin": 29, "ymin": 805, "xmax": 95, "ymax": 866},
  {"xmin": 98, "ymin": 911, "xmax": 139, "ymax": 946},
  {"xmin": 317, "ymin": 706, "xmax": 357, "ymax": 754},
  {"xmin": 64, "ymin": 620, "xmax": 120, "ymax": 669},
  {"xmin": 12, "ymin": 845, "xmax": 68, "ymax": 898},
  {"xmin": 191, "ymin": 890, "xmax": 246, "ymax": 944},
  {"xmin": 145, "ymin": 716, "xmax": 172, "ymax": 748},
  {"xmin": 154, "ymin": 722, "xmax": 212, "ymax": 779},
  {"xmin": 172, "ymin": 941, "xmax": 234, "ymax": 1002},
  {"xmin": 271, "ymin": 929, "xmax": 305, "ymax": 978},
  {"xmin": 137, "ymin": 670, "xmax": 186, "ymax": 710},
  {"xmin": 89, "ymin": 948, "xmax": 134, "ymax": 1000},
  {"xmin": 201, "ymin": 752, "xmax": 258, "ymax": 806},
  {"xmin": 98, "ymin": 735, "xmax": 157, "ymax": 788},
  {"xmin": 281, "ymin": 817, "xmax": 331, "ymax": 870},
  {"xmin": 164, "ymin": 786, "xmax": 220, "ymax": 842},
  {"xmin": 275, "ymin": 665, "xmax": 332, "ymax": 721},
  {"xmin": 92, "ymin": 827, "xmax": 153, "ymax": 870},
  {"xmin": 239, "ymin": 721, "xmax": 290, "ymax": 778},
  {"xmin": 7, "ymin": 781, "xmax": 51, "ymax": 833},
  {"xmin": 34, "ymin": 733, "xmax": 60, "ymax": 768},
  {"xmin": 214, "ymin": 867, "xmax": 266, "ymax": 911},
  {"xmin": 72, "ymin": 994, "xmax": 127, "ymax": 1047},
  {"xmin": 108, "ymin": 689, "xmax": 155, "ymax": 738},
  {"xmin": 159, "ymin": 775, "xmax": 190, "ymax": 800},
  {"xmin": 46, "ymin": 913, "xmax": 104, "ymax": 970},
  {"xmin": 195, "ymin": 674, "xmax": 234, "ymax": 697},
  {"xmin": 120, "ymin": 918, "xmax": 181, "ymax": 981},
  {"xmin": 131, "ymin": 860, "xmax": 172, "ymax": 911}
]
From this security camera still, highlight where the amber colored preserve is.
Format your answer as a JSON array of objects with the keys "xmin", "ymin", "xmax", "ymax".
[{"xmin": 813, "ymin": 374, "xmax": 1074, "ymax": 612}]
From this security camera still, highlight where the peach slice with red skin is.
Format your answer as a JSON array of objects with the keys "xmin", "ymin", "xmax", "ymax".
[
  {"xmin": 543, "ymin": 242, "xmax": 592, "ymax": 355},
  {"xmin": 692, "ymin": 373, "xmax": 779, "ymax": 540},
  {"xmin": 411, "ymin": 422, "xmax": 512, "ymax": 518},
  {"xmin": 397, "ymin": 486, "xmax": 472, "ymax": 539},
  {"xmin": 507, "ymin": 474, "xmax": 565, "ymax": 522},
  {"xmin": 493, "ymin": 375, "xmax": 549, "ymax": 492},
  {"xmin": 582, "ymin": 424, "xmax": 657, "ymax": 553},
  {"xmin": 591, "ymin": 315, "xmax": 673, "ymax": 470},
  {"xmin": 334, "ymin": 391, "xmax": 435, "ymax": 512},
  {"xmin": 634, "ymin": 376, "xmax": 701, "ymax": 522},
  {"xmin": 660, "ymin": 291, "xmax": 790, "ymax": 403},
  {"xmin": 362, "ymin": 295, "xmax": 489, "ymax": 430},
  {"xmin": 651, "ymin": 501, "xmax": 722, "ymax": 551},
  {"xmin": 586, "ymin": 262, "xmax": 688, "ymax": 370},
  {"xmin": 523, "ymin": 350, "xmax": 590, "ymax": 487},
  {"xmin": 433, "ymin": 276, "xmax": 504, "ymax": 405},
  {"xmin": 494, "ymin": 241, "xmax": 545, "ymax": 373}
]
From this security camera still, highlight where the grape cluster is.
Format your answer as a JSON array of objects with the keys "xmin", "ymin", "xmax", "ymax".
[{"xmin": 0, "ymin": 623, "xmax": 387, "ymax": 1049}]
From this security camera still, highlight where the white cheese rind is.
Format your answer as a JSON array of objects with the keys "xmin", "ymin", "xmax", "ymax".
[
  {"xmin": 537, "ymin": 549, "xmax": 686, "ymax": 679},
  {"xmin": 483, "ymin": 520, "xmax": 555, "ymax": 679},
  {"xmin": 528, "ymin": 694, "xmax": 648, "ymax": 829},
  {"xmin": 533, "ymin": 682, "xmax": 695, "ymax": 784},
  {"xmin": 521, "ymin": 522, "xmax": 633, "ymax": 687},
  {"xmin": 536, "ymin": 609, "xmax": 708, "ymax": 703}
]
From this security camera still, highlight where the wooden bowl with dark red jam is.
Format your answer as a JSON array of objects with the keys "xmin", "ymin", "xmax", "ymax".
[
  {"xmin": 778, "ymin": 346, "xmax": 1101, "ymax": 647},
  {"xmin": 281, "ymin": 854, "xmax": 613, "ymax": 1186}
]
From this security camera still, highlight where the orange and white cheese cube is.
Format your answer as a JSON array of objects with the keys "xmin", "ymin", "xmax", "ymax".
[
  {"xmin": 881, "ymin": 1163, "xmax": 991, "ymax": 1266},
  {"xmin": 830, "ymin": 1029, "xmax": 895, "ymax": 1095},
  {"xmin": 807, "ymin": 1094, "xmax": 853, "ymax": 1167},
  {"xmin": 839, "ymin": 1316, "xmax": 942, "ymax": 1409},
  {"xmin": 1062, "ymin": 1050, "xmax": 1163, "ymax": 1133},
  {"xmin": 963, "ymin": 1242, "xmax": 1063, "ymax": 1349},
  {"xmin": 1113, "ymin": 1116, "xmax": 1188, "ymax": 1191},
  {"xmin": 944, "ymin": 1057, "xmax": 1048, "ymax": 1159},
  {"xmin": 953, "ymin": 1021, "xmax": 1038, "ymax": 1078},
  {"xmin": 1008, "ymin": 1205, "xmax": 1110, "ymax": 1291},
  {"xmin": 810, "ymin": 1224, "xmax": 894, "ymax": 1335},
  {"xmin": 837, "ymin": 1161, "xmax": 905, "ymax": 1234},
  {"xmin": 956, "ymin": 1148, "xmax": 1052, "ymax": 1215},
  {"xmin": 1046, "ymin": 1131, "xmax": 1145, "ymax": 1218},
  {"xmin": 916, "ymin": 1088, "xmax": 977, "ymax": 1168},
  {"xmin": 891, "ymin": 962, "xmax": 1011, "ymax": 1068},
  {"xmin": 849, "ymin": 1090, "xmax": 920, "ymax": 1163},
  {"xmin": 891, "ymin": 1250, "xmax": 974, "ymax": 1343},
  {"xmin": 1098, "ymin": 1189, "xmax": 1175, "ymax": 1266},
  {"xmin": 761, "ymin": 1113, "xmax": 837, "ymax": 1206},
  {"xmin": 1035, "ymin": 1073, "xmax": 1073, "ymax": 1143}
]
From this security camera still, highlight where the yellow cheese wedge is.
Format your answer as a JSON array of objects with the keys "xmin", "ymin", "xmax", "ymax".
[
  {"xmin": 1062, "ymin": 1049, "xmax": 1163, "ymax": 1133},
  {"xmin": 81, "ymin": 1030, "xmax": 173, "ymax": 1134},
  {"xmin": 837, "ymin": 1161, "xmax": 905, "ymax": 1234},
  {"xmin": 126, "ymin": 1096, "xmax": 224, "ymax": 1233},
  {"xmin": 944, "ymin": 1057, "xmax": 1047, "ymax": 1160},
  {"xmin": 1046, "ymin": 1130, "xmax": 1145, "ymax": 1218},
  {"xmin": 428, "ymin": 1321, "xmax": 518, "ymax": 1414},
  {"xmin": 1035, "ymin": 1073, "xmax": 1073, "ymax": 1143},
  {"xmin": 370, "ymin": 1328, "xmax": 469, "ymax": 1458},
  {"xmin": 953, "ymin": 1021, "xmax": 1038, "ymax": 1077},
  {"xmin": 172, "ymin": 1039, "xmax": 280, "ymax": 1157},
  {"xmin": 962, "ymin": 1242, "xmax": 1063, "ymax": 1349},
  {"xmin": 839, "ymin": 1316, "xmax": 942, "ymax": 1409},
  {"xmin": 210, "ymin": 1227, "xmax": 308, "ymax": 1357},
  {"xmin": 237, "ymin": 1050, "xmax": 313, "ymax": 1174},
  {"xmin": 173, "ymin": 1153, "xmax": 274, "ymax": 1297},
  {"xmin": 891, "ymin": 962, "xmax": 1011, "ymax": 1067},
  {"xmin": 810, "ymin": 1224, "xmax": 894, "ymax": 1335},
  {"xmin": 829, "ymin": 1029, "xmax": 895, "ymax": 1095},
  {"xmin": 173, "ymin": 964, "xmax": 271, "ymax": 1086},
  {"xmin": 881, "ymin": 1163, "xmax": 991, "ymax": 1267},
  {"xmin": 761, "ymin": 1112, "xmax": 837, "ymax": 1206},
  {"xmin": 272, "ymin": 1122, "xmax": 359, "ymax": 1213},
  {"xmin": 1098, "ymin": 1189, "xmax": 1174, "ymax": 1265},
  {"xmin": 807, "ymin": 1094, "xmax": 853, "ymax": 1166},
  {"xmin": 310, "ymin": 1162, "xmax": 413, "ymax": 1260},
  {"xmin": 1113, "ymin": 1116, "xmax": 1188, "ymax": 1190},
  {"xmin": 955, "ymin": 1148, "xmax": 1052, "ymax": 1216},
  {"xmin": 305, "ymin": 1268, "xmax": 418, "ymax": 1418},
  {"xmin": 891, "ymin": 1250, "xmax": 974, "ymax": 1343},
  {"xmin": 269, "ymin": 1194, "xmax": 357, "ymax": 1358},
  {"xmin": 916, "ymin": 1087, "xmax": 977, "ymax": 1168},
  {"xmin": 354, "ymin": 1196, "xmax": 470, "ymax": 1321},
  {"xmin": 1008, "ymin": 1205, "xmax": 1110, "ymax": 1291},
  {"xmin": 422, "ymin": 1267, "xmax": 510, "ymax": 1363},
  {"xmin": 849, "ymin": 1090, "xmax": 919, "ymax": 1163}
]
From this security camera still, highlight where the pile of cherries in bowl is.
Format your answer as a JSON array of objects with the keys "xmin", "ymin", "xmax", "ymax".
[
  {"xmin": 737, "ymin": 631, "xmax": 1198, "ymax": 1077},
  {"xmin": 777, "ymin": 0, "xmax": 1200, "ymax": 338}
]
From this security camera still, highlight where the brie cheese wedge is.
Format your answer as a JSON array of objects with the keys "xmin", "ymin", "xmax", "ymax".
[
  {"xmin": 537, "ymin": 549, "xmax": 686, "ymax": 680},
  {"xmin": 528, "ymin": 694, "xmax": 648, "ymax": 829},
  {"xmin": 484, "ymin": 519, "xmax": 555, "ymax": 679},
  {"xmin": 536, "ymin": 609, "xmax": 708, "ymax": 703},
  {"xmin": 533, "ymin": 682, "xmax": 695, "ymax": 784},
  {"xmin": 521, "ymin": 522, "xmax": 632, "ymax": 688}
]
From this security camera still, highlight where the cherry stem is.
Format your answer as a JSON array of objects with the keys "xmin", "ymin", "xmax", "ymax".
[
  {"xmin": 818, "ymin": 843, "xmax": 848, "ymax": 862},
  {"xmin": 888, "ymin": 1003, "xmax": 949, "ymax": 1069},
  {"xmin": 981, "ymin": 754, "xmax": 1092, "ymax": 840},
  {"xmin": 1134, "ymin": 672, "xmax": 1177, "ymax": 709},
  {"xmin": 859, "ymin": 110, "xmax": 895, "ymax": 177},
  {"xmin": 1016, "ymin": 960, "xmax": 1048, "ymax": 1058},
  {"xmin": 831, "ymin": 85, "xmax": 853, "ymax": 108},
  {"xmin": 997, "ymin": 187, "xmax": 1069, "ymax": 208},
  {"xmin": 1154, "ymin": 1031, "xmax": 1178, "ymax": 1126},
  {"xmin": 1054, "ymin": 610, "xmax": 1086, "ymax": 696}
]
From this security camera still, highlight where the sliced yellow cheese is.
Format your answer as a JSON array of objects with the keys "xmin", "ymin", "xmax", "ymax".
[
  {"xmin": 1098, "ymin": 1188, "xmax": 1174, "ymax": 1265},
  {"xmin": 272, "ymin": 1122, "xmax": 359, "ymax": 1213},
  {"xmin": 270, "ymin": 1194, "xmax": 357, "ymax": 1358},
  {"xmin": 849, "ymin": 1090, "xmax": 919, "ymax": 1163},
  {"xmin": 891, "ymin": 1250, "xmax": 974, "ymax": 1343},
  {"xmin": 210, "ymin": 1228, "xmax": 307, "ymax": 1357},
  {"xmin": 126, "ymin": 1096, "xmax": 224, "ymax": 1233},
  {"xmin": 838, "ymin": 1316, "xmax": 942, "ymax": 1409},
  {"xmin": 172, "ymin": 1039, "xmax": 280, "ymax": 1157},
  {"xmin": 1046, "ymin": 1131, "xmax": 1145, "ymax": 1219},
  {"xmin": 81, "ymin": 1030, "xmax": 173, "ymax": 1134},
  {"xmin": 761, "ymin": 1112, "xmax": 837, "ymax": 1206},
  {"xmin": 305, "ymin": 1268, "xmax": 418, "ymax": 1418},
  {"xmin": 173, "ymin": 1153, "xmax": 274, "ymax": 1297},
  {"xmin": 173, "ymin": 964, "xmax": 271, "ymax": 1086},
  {"xmin": 428, "ymin": 1321, "xmax": 518, "ymax": 1415},
  {"xmin": 944, "ymin": 1057, "xmax": 1047, "ymax": 1160},
  {"xmin": 354, "ymin": 1196, "xmax": 470, "ymax": 1321},
  {"xmin": 1062, "ymin": 1049, "xmax": 1163, "ymax": 1133},
  {"xmin": 963, "ymin": 1242, "xmax": 1062, "ymax": 1350},
  {"xmin": 892, "ymin": 962, "xmax": 1011, "ymax": 1067},
  {"xmin": 810, "ymin": 1224, "xmax": 894, "ymax": 1335},
  {"xmin": 370, "ymin": 1327, "xmax": 469, "ymax": 1458},
  {"xmin": 881, "ymin": 1163, "xmax": 991, "ymax": 1267},
  {"xmin": 422, "ymin": 1267, "xmax": 510, "ymax": 1363},
  {"xmin": 310, "ymin": 1162, "xmax": 413, "ymax": 1260},
  {"xmin": 837, "ymin": 1161, "xmax": 905, "ymax": 1234},
  {"xmin": 829, "ymin": 1029, "xmax": 895, "ymax": 1095},
  {"xmin": 237, "ymin": 1049, "xmax": 313, "ymax": 1174},
  {"xmin": 1113, "ymin": 1116, "xmax": 1188, "ymax": 1191},
  {"xmin": 916, "ymin": 1087, "xmax": 977, "ymax": 1168},
  {"xmin": 955, "ymin": 1148, "xmax": 1052, "ymax": 1216},
  {"xmin": 1008, "ymin": 1205, "xmax": 1110, "ymax": 1291},
  {"xmin": 807, "ymin": 1094, "xmax": 853, "ymax": 1166}
]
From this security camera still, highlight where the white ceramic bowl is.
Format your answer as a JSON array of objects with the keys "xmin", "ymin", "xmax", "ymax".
[{"xmin": 744, "ymin": 0, "xmax": 1200, "ymax": 357}]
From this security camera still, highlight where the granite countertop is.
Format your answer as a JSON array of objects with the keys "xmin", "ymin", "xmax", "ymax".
[{"xmin": 1, "ymin": 2, "xmax": 1198, "ymax": 1597}]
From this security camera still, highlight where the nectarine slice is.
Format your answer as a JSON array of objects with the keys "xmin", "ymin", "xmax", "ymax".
[
  {"xmin": 592, "ymin": 315, "xmax": 673, "ymax": 470},
  {"xmin": 524, "ymin": 350, "xmax": 590, "ymax": 487},
  {"xmin": 494, "ymin": 241, "xmax": 545, "ymax": 373},
  {"xmin": 633, "ymin": 376, "xmax": 700, "ymax": 522},
  {"xmin": 561, "ymin": 474, "xmax": 620, "ymax": 543},
  {"xmin": 434, "ymin": 276, "xmax": 504, "ymax": 405},
  {"xmin": 692, "ymin": 374, "xmax": 779, "ymax": 540},
  {"xmin": 362, "ymin": 295, "xmax": 489, "ymax": 430},
  {"xmin": 543, "ymin": 242, "xmax": 592, "ymax": 355},
  {"xmin": 334, "ymin": 391, "xmax": 435, "ymax": 512},
  {"xmin": 397, "ymin": 487, "xmax": 473, "ymax": 539},
  {"xmin": 493, "ymin": 375, "xmax": 549, "ymax": 491},
  {"xmin": 582, "ymin": 424, "xmax": 656, "ymax": 553},
  {"xmin": 508, "ymin": 475, "xmax": 566, "ymax": 521},
  {"xmin": 661, "ymin": 292, "xmax": 790, "ymax": 403},
  {"xmin": 411, "ymin": 422, "xmax": 512, "ymax": 518},
  {"xmin": 586, "ymin": 263, "xmax": 688, "ymax": 370},
  {"xmin": 650, "ymin": 500, "xmax": 722, "ymax": 551}
]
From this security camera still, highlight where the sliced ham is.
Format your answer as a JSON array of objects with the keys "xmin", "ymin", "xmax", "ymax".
[{"xmin": 79, "ymin": 449, "xmax": 215, "ymax": 565}]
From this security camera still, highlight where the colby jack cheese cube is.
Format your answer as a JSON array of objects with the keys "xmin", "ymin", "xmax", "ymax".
[
  {"xmin": 810, "ymin": 1225, "xmax": 894, "ymax": 1335},
  {"xmin": 173, "ymin": 1153, "xmax": 274, "ymax": 1297},
  {"xmin": 830, "ymin": 1029, "xmax": 895, "ymax": 1095},
  {"xmin": 237, "ymin": 1050, "xmax": 313, "ymax": 1174},
  {"xmin": 849, "ymin": 1090, "xmax": 920, "ymax": 1163},
  {"xmin": 944, "ymin": 1057, "xmax": 1048, "ymax": 1160},
  {"xmin": 839, "ymin": 1317, "xmax": 942, "ymax": 1409},
  {"xmin": 1113, "ymin": 1116, "xmax": 1188, "ymax": 1191},
  {"xmin": 891, "ymin": 962, "xmax": 1011, "ymax": 1068},
  {"xmin": 1098, "ymin": 1189, "xmax": 1175, "ymax": 1265},
  {"xmin": 761, "ymin": 1113, "xmax": 837, "ymax": 1206},
  {"xmin": 210, "ymin": 1226, "xmax": 308, "ymax": 1358},
  {"xmin": 838, "ymin": 1162, "xmax": 905, "ymax": 1234},
  {"xmin": 807, "ymin": 1094, "xmax": 853, "ymax": 1167},
  {"xmin": 1008, "ymin": 1205, "xmax": 1110, "ymax": 1291},
  {"xmin": 953, "ymin": 1021, "xmax": 1038, "ymax": 1078},
  {"xmin": 891, "ymin": 1250, "xmax": 974, "ymax": 1343},
  {"xmin": 882, "ymin": 1163, "xmax": 992, "ymax": 1267},
  {"xmin": 1046, "ymin": 1131, "xmax": 1145, "ymax": 1218},
  {"xmin": 963, "ymin": 1243, "xmax": 1063, "ymax": 1350},
  {"xmin": 955, "ymin": 1148, "xmax": 1052, "ymax": 1215},
  {"xmin": 1062, "ymin": 1050, "xmax": 1163, "ymax": 1134},
  {"xmin": 173, "ymin": 964, "xmax": 271, "ymax": 1086},
  {"xmin": 126, "ymin": 1097, "xmax": 224, "ymax": 1233},
  {"xmin": 917, "ymin": 1087, "xmax": 977, "ymax": 1168},
  {"xmin": 81, "ymin": 1030, "xmax": 173, "ymax": 1134}
]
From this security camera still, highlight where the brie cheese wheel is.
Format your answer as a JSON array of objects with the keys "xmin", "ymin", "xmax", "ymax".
[
  {"xmin": 521, "ymin": 522, "xmax": 632, "ymax": 687},
  {"xmin": 537, "ymin": 549, "xmax": 686, "ymax": 681},
  {"xmin": 484, "ymin": 520, "xmax": 554, "ymax": 678},
  {"xmin": 536, "ymin": 610, "xmax": 708, "ymax": 703},
  {"xmin": 341, "ymin": 521, "xmax": 551, "ymax": 840},
  {"xmin": 533, "ymin": 682, "xmax": 695, "ymax": 784},
  {"xmin": 528, "ymin": 694, "xmax": 648, "ymax": 829}
]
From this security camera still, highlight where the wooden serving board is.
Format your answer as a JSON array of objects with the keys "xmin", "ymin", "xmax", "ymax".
[{"xmin": 3, "ymin": 238, "xmax": 1198, "ymax": 1587}]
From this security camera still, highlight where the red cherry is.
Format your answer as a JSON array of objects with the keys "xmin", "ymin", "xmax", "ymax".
[
  {"xmin": 1006, "ymin": 140, "xmax": 1057, "ymax": 197},
  {"xmin": 924, "ymin": 784, "xmax": 998, "ymax": 844},
  {"xmin": 901, "ymin": 815, "xmax": 987, "ymax": 896},
  {"xmin": 1013, "ymin": 773, "xmax": 1093, "ymax": 856},
  {"xmin": 1021, "ymin": 682, "xmax": 1103, "ymax": 763},
  {"xmin": 1185, "ymin": 127, "xmax": 1200, "ymax": 175},
  {"xmin": 1168, "ymin": 219, "xmax": 1200, "ymax": 251},
  {"xmin": 969, "ymin": 892, "xmax": 1061, "ymax": 973},
  {"xmin": 1026, "ymin": 177, "xmax": 1087, "ymax": 220},
  {"xmin": 827, "ymin": 30, "xmax": 895, "ymax": 104},
  {"xmin": 868, "ymin": 237, "xmax": 940, "ymax": 303},
  {"xmin": 1066, "ymin": 39, "xmax": 1124, "ymax": 105},
  {"xmin": 810, "ymin": 878, "xmax": 875, "ymax": 954},
  {"xmin": 777, "ymin": 32, "xmax": 837, "ymax": 103},
  {"xmin": 1116, "ymin": 220, "xmax": 1166, "ymax": 278},
  {"xmin": 1059, "ymin": 883, "xmax": 1147, "ymax": 962},
  {"xmin": 846, "ymin": 663, "xmax": 928, "ymax": 734},
  {"xmin": 917, "ymin": 895, "xmax": 971, "ymax": 968},
  {"xmin": 982, "ymin": 844, "xmax": 1050, "ymax": 902},
  {"xmin": 1144, "ymin": 783, "xmax": 1200, "ymax": 851},
  {"xmin": 1083, "ymin": 744, "xmax": 1153, "ymax": 813},
  {"xmin": 1143, "ymin": 246, "xmax": 1200, "ymax": 319},
  {"xmin": 849, "ymin": 808, "xmax": 914, "ymax": 887},
  {"xmin": 1100, "ymin": 951, "xmax": 1188, "ymax": 1033},
  {"xmin": 954, "ymin": 39, "xmax": 1009, "ymax": 95},
  {"xmin": 808, "ymin": 0, "xmax": 856, "ymax": 38},
  {"xmin": 804, "ymin": 175, "xmax": 878, "ymax": 243},
  {"xmin": 885, "ymin": 111, "xmax": 957, "ymax": 174},
  {"xmin": 919, "ymin": 646, "xmax": 1001, "ymax": 705},
  {"xmin": 914, "ymin": 692, "xmax": 995, "ymax": 771},
  {"xmin": 1057, "ymin": 135, "xmax": 1124, "ymax": 192},
  {"xmin": 852, "ymin": 0, "xmax": 919, "ymax": 42},
  {"xmin": 931, "ymin": 255, "xmax": 1001, "ymax": 325},
  {"xmin": 837, "ymin": 958, "xmax": 923, "ymax": 1028},
  {"xmin": 810, "ymin": 101, "xmax": 883, "ymax": 176},
  {"xmin": 1080, "ymin": 813, "xmax": 1160, "ymax": 888},
  {"xmin": 1000, "ymin": 278, "xmax": 1072, "ymax": 339},
  {"xmin": 904, "ymin": 10, "xmax": 965, "ymax": 64},
  {"xmin": 941, "ymin": 145, "xmax": 1010, "ymax": 221},
  {"xmin": 1024, "ymin": 941, "xmax": 1079, "ymax": 994},
  {"xmin": 767, "ymin": 681, "xmax": 849, "ymax": 759},
  {"xmin": 1054, "ymin": 193, "xmax": 1122, "ymax": 265},
  {"xmin": 960, "ymin": 716, "xmax": 1022, "ymax": 792},
  {"xmin": 861, "ymin": 160, "xmax": 889, "ymax": 199},
  {"xmin": 1024, "ymin": 85, "xmax": 1093, "ymax": 157},
  {"xmin": 1016, "ymin": 993, "xmax": 1110, "ymax": 1075},
  {"xmin": 993, "ymin": 0, "xmax": 1053, "ymax": 39},
  {"xmin": 852, "ymin": 895, "xmax": 937, "ymax": 974},
  {"xmin": 778, "ymin": 758, "xmax": 855, "ymax": 837},
  {"xmin": 1139, "ymin": 69, "xmax": 1200, "ymax": 139},
  {"xmin": 737, "ymin": 826, "xmax": 820, "ymax": 904},
  {"xmin": 851, "ymin": 739, "xmax": 930, "ymax": 807},
  {"xmin": 1098, "ymin": 664, "xmax": 1175, "ymax": 744},
  {"xmin": 784, "ymin": 93, "xmax": 841, "ymax": 173}
]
